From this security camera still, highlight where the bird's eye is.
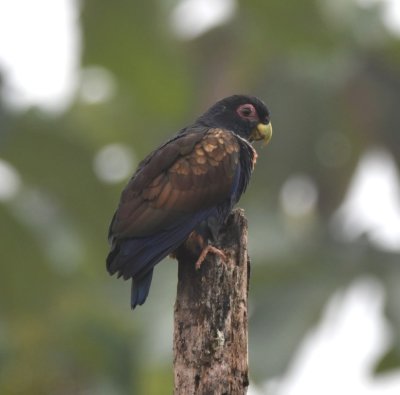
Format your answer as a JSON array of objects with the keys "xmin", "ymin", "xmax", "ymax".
[{"xmin": 237, "ymin": 104, "xmax": 256, "ymax": 119}]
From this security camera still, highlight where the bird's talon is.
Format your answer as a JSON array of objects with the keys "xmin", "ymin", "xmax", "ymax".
[{"xmin": 195, "ymin": 245, "xmax": 226, "ymax": 270}]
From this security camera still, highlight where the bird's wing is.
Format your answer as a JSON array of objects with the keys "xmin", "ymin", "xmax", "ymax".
[{"xmin": 110, "ymin": 128, "xmax": 240, "ymax": 238}]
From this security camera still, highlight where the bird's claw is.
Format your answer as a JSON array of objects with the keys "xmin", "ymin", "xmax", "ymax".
[{"xmin": 195, "ymin": 245, "xmax": 227, "ymax": 270}]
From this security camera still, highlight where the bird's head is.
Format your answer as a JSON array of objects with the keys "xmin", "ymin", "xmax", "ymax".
[{"xmin": 198, "ymin": 95, "xmax": 272, "ymax": 144}]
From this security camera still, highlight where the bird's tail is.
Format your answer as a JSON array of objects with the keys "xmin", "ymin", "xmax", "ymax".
[
  {"xmin": 106, "ymin": 231, "xmax": 189, "ymax": 309},
  {"xmin": 106, "ymin": 209, "xmax": 215, "ymax": 309},
  {"xmin": 131, "ymin": 269, "xmax": 154, "ymax": 309}
]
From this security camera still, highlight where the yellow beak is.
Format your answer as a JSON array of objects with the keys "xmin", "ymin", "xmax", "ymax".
[{"xmin": 250, "ymin": 122, "xmax": 273, "ymax": 145}]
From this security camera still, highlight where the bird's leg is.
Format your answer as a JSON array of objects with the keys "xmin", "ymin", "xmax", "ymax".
[
  {"xmin": 195, "ymin": 244, "xmax": 226, "ymax": 270},
  {"xmin": 176, "ymin": 231, "xmax": 227, "ymax": 269}
]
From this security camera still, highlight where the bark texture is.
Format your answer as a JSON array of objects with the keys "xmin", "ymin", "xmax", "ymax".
[{"xmin": 173, "ymin": 209, "xmax": 250, "ymax": 395}]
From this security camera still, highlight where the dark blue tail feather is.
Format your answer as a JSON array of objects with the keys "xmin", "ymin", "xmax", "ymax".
[
  {"xmin": 107, "ymin": 208, "xmax": 218, "ymax": 309},
  {"xmin": 131, "ymin": 269, "xmax": 154, "ymax": 309}
]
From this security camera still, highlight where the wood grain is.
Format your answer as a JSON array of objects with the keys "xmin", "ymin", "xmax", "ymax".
[{"xmin": 173, "ymin": 209, "xmax": 250, "ymax": 395}]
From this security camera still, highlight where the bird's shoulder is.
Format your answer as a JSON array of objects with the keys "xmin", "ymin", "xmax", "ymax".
[
  {"xmin": 111, "ymin": 127, "xmax": 242, "ymax": 237},
  {"xmin": 123, "ymin": 127, "xmax": 240, "ymax": 197},
  {"xmin": 168, "ymin": 128, "xmax": 240, "ymax": 178}
]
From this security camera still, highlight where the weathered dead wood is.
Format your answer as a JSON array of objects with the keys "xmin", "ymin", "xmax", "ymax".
[{"xmin": 173, "ymin": 209, "xmax": 250, "ymax": 395}]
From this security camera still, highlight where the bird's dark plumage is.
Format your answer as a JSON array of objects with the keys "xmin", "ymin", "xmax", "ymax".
[{"xmin": 107, "ymin": 95, "xmax": 272, "ymax": 309}]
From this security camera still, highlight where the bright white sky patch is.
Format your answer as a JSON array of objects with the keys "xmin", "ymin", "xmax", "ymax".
[
  {"xmin": 333, "ymin": 148, "xmax": 400, "ymax": 253},
  {"xmin": 355, "ymin": 0, "xmax": 400, "ymax": 36},
  {"xmin": 381, "ymin": 0, "xmax": 400, "ymax": 35},
  {"xmin": 258, "ymin": 277, "xmax": 400, "ymax": 395},
  {"xmin": 0, "ymin": 0, "xmax": 80, "ymax": 113},
  {"xmin": 170, "ymin": 0, "xmax": 237, "ymax": 40}
]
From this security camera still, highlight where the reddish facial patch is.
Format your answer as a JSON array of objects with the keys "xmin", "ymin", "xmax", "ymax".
[{"xmin": 236, "ymin": 103, "xmax": 258, "ymax": 121}]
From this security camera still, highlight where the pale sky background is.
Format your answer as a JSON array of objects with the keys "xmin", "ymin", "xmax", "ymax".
[{"xmin": 0, "ymin": 0, "xmax": 400, "ymax": 394}]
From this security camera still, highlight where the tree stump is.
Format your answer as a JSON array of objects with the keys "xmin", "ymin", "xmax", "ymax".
[{"xmin": 173, "ymin": 209, "xmax": 250, "ymax": 395}]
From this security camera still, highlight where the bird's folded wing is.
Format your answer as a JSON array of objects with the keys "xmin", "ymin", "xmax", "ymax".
[{"xmin": 110, "ymin": 128, "xmax": 240, "ymax": 238}]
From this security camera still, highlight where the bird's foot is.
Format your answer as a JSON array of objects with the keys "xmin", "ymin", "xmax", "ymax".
[{"xmin": 195, "ymin": 245, "xmax": 226, "ymax": 270}]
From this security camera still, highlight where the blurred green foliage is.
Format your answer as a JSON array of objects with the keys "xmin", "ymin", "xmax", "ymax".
[{"xmin": 1, "ymin": 0, "xmax": 400, "ymax": 394}]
